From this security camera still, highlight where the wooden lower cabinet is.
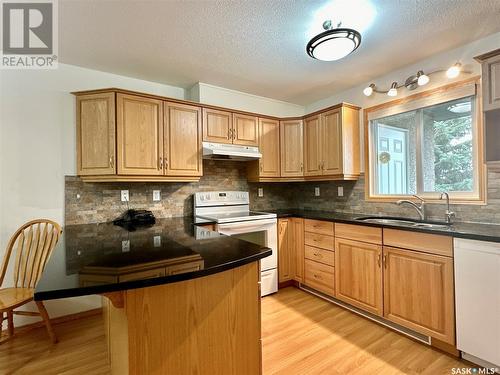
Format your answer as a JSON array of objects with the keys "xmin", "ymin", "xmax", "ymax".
[
  {"xmin": 277, "ymin": 217, "xmax": 304, "ymax": 284},
  {"xmin": 383, "ymin": 246, "xmax": 455, "ymax": 344},
  {"xmin": 278, "ymin": 219, "xmax": 292, "ymax": 283},
  {"xmin": 304, "ymin": 259, "xmax": 335, "ymax": 296},
  {"xmin": 334, "ymin": 238, "xmax": 383, "ymax": 316}
]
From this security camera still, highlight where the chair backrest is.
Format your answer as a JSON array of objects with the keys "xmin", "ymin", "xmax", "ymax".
[{"xmin": 0, "ymin": 219, "xmax": 62, "ymax": 289}]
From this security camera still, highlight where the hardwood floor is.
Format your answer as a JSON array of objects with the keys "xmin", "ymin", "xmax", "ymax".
[{"xmin": 0, "ymin": 287, "xmax": 470, "ymax": 374}]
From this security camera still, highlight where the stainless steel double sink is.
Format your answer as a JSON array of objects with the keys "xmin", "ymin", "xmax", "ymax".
[{"xmin": 355, "ymin": 216, "xmax": 451, "ymax": 229}]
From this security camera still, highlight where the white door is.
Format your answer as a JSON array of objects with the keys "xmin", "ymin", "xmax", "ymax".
[{"xmin": 377, "ymin": 125, "xmax": 408, "ymax": 194}]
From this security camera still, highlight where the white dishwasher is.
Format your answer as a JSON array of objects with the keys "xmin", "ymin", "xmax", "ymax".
[{"xmin": 454, "ymin": 238, "xmax": 500, "ymax": 370}]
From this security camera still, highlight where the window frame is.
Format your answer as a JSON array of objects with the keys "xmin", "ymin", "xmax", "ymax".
[{"xmin": 363, "ymin": 77, "xmax": 486, "ymax": 204}]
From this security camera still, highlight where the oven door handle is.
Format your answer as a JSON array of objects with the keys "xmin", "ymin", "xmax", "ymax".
[{"xmin": 216, "ymin": 219, "xmax": 277, "ymax": 234}]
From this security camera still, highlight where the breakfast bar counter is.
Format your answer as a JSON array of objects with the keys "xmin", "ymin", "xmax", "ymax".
[{"xmin": 35, "ymin": 218, "xmax": 271, "ymax": 375}]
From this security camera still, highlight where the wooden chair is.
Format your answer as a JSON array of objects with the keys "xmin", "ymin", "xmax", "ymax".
[{"xmin": 0, "ymin": 219, "xmax": 62, "ymax": 344}]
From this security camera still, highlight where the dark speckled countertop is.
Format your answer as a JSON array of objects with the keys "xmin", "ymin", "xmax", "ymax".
[
  {"xmin": 34, "ymin": 217, "xmax": 271, "ymax": 301},
  {"xmin": 267, "ymin": 209, "xmax": 500, "ymax": 243}
]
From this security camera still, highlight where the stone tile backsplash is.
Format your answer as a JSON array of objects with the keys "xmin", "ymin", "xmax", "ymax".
[{"xmin": 66, "ymin": 161, "xmax": 500, "ymax": 225}]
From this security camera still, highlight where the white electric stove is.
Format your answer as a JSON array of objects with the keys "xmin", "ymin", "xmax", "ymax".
[{"xmin": 193, "ymin": 191, "xmax": 278, "ymax": 296}]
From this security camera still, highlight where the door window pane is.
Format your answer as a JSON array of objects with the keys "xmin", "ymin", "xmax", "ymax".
[
  {"xmin": 371, "ymin": 111, "xmax": 417, "ymax": 195},
  {"xmin": 422, "ymin": 96, "xmax": 474, "ymax": 192}
]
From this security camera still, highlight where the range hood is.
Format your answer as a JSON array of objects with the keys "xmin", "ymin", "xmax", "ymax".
[{"xmin": 202, "ymin": 142, "xmax": 262, "ymax": 161}]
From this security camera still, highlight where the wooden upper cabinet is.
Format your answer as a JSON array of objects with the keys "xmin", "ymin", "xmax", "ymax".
[
  {"xmin": 280, "ymin": 120, "xmax": 304, "ymax": 177},
  {"xmin": 163, "ymin": 102, "xmax": 202, "ymax": 177},
  {"xmin": 258, "ymin": 118, "xmax": 280, "ymax": 177},
  {"xmin": 321, "ymin": 109, "xmax": 342, "ymax": 175},
  {"xmin": 383, "ymin": 246, "xmax": 455, "ymax": 344},
  {"xmin": 76, "ymin": 92, "xmax": 116, "ymax": 176},
  {"xmin": 304, "ymin": 115, "xmax": 322, "ymax": 176},
  {"xmin": 202, "ymin": 108, "xmax": 232, "ymax": 144},
  {"xmin": 232, "ymin": 113, "xmax": 258, "ymax": 146},
  {"xmin": 117, "ymin": 94, "xmax": 163, "ymax": 175},
  {"xmin": 476, "ymin": 50, "xmax": 500, "ymax": 111},
  {"xmin": 335, "ymin": 238, "xmax": 383, "ymax": 316}
]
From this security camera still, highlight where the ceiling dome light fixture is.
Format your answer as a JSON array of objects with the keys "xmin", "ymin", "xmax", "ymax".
[
  {"xmin": 446, "ymin": 63, "xmax": 462, "ymax": 78},
  {"xmin": 387, "ymin": 82, "xmax": 398, "ymax": 97},
  {"xmin": 417, "ymin": 70, "xmax": 430, "ymax": 86},
  {"xmin": 306, "ymin": 20, "xmax": 361, "ymax": 61}
]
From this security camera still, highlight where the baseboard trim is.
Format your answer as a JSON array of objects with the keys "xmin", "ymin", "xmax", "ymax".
[{"xmin": 1, "ymin": 308, "xmax": 103, "ymax": 337}]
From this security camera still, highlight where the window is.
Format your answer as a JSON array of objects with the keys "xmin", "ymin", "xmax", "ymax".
[{"xmin": 366, "ymin": 80, "xmax": 484, "ymax": 202}]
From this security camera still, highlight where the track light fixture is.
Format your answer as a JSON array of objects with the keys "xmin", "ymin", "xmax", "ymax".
[{"xmin": 363, "ymin": 62, "xmax": 470, "ymax": 97}]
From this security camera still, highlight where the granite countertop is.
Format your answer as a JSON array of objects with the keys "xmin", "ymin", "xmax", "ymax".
[
  {"xmin": 34, "ymin": 217, "xmax": 271, "ymax": 301},
  {"xmin": 268, "ymin": 209, "xmax": 500, "ymax": 243}
]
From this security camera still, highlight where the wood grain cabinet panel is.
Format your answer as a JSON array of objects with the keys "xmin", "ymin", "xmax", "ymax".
[
  {"xmin": 383, "ymin": 229, "xmax": 452, "ymax": 257},
  {"xmin": 280, "ymin": 120, "xmax": 304, "ymax": 177},
  {"xmin": 304, "ymin": 115, "xmax": 322, "ymax": 176},
  {"xmin": 305, "ymin": 232, "xmax": 334, "ymax": 251},
  {"xmin": 76, "ymin": 92, "xmax": 116, "ymax": 176},
  {"xmin": 304, "ymin": 259, "xmax": 335, "ymax": 296},
  {"xmin": 117, "ymin": 94, "xmax": 163, "ymax": 175},
  {"xmin": 480, "ymin": 52, "xmax": 500, "ymax": 111},
  {"xmin": 383, "ymin": 246, "xmax": 455, "ymax": 344},
  {"xmin": 304, "ymin": 219, "xmax": 334, "ymax": 236},
  {"xmin": 335, "ymin": 223, "xmax": 382, "ymax": 245},
  {"xmin": 232, "ymin": 113, "xmax": 259, "ymax": 146},
  {"xmin": 321, "ymin": 109, "xmax": 342, "ymax": 175},
  {"xmin": 291, "ymin": 217, "xmax": 304, "ymax": 282},
  {"xmin": 278, "ymin": 219, "xmax": 292, "ymax": 283},
  {"xmin": 305, "ymin": 245, "xmax": 334, "ymax": 267},
  {"xmin": 202, "ymin": 108, "xmax": 233, "ymax": 144},
  {"xmin": 257, "ymin": 118, "xmax": 280, "ymax": 177},
  {"xmin": 334, "ymin": 238, "xmax": 383, "ymax": 316},
  {"xmin": 163, "ymin": 102, "xmax": 202, "ymax": 177}
]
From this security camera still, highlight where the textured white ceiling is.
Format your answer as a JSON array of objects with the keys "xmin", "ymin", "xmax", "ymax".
[{"xmin": 59, "ymin": 0, "xmax": 500, "ymax": 105}]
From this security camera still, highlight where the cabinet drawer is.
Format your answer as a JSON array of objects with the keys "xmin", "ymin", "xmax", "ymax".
[
  {"xmin": 305, "ymin": 232, "xmax": 334, "ymax": 250},
  {"xmin": 304, "ymin": 219, "xmax": 334, "ymax": 236},
  {"xmin": 166, "ymin": 260, "xmax": 203, "ymax": 275},
  {"xmin": 335, "ymin": 223, "xmax": 382, "ymax": 245},
  {"xmin": 119, "ymin": 268, "xmax": 165, "ymax": 282},
  {"xmin": 304, "ymin": 259, "xmax": 335, "ymax": 296},
  {"xmin": 384, "ymin": 229, "xmax": 453, "ymax": 257},
  {"xmin": 305, "ymin": 245, "xmax": 334, "ymax": 266}
]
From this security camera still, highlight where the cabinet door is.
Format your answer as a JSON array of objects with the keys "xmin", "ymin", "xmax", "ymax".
[
  {"xmin": 202, "ymin": 108, "xmax": 232, "ymax": 144},
  {"xmin": 117, "ymin": 94, "xmax": 163, "ymax": 175},
  {"xmin": 76, "ymin": 92, "xmax": 116, "ymax": 176},
  {"xmin": 164, "ymin": 102, "xmax": 202, "ymax": 176},
  {"xmin": 383, "ymin": 246, "xmax": 455, "ymax": 344},
  {"xmin": 321, "ymin": 109, "xmax": 342, "ymax": 175},
  {"xmin": 291, "ymin": 218, "xmax": 304, "ymax": 282},
  {"xmin": 258, "ymin": 118, "xmax": 280, "ymax": 177},
  {"xmin": 483, "ymin": 54, "xmax": 500, "ymax": 111},
  {"xmin": 335, "ymin": 238, "xmax": 383, "ymax": 316},
  {"xmin": 280, "ymin": 120, "xmax": 304, "ymax": 177},
  {"xmin": 278, "ymin": 219, "xmax": 292, "ymax": 283},
  {"xmin": 233, "ymin": 113, "xmax": 258, "ymax": 146},
  {"xmin": 303, "ymin": 115, "xmax": 322, "ymax": 176}
]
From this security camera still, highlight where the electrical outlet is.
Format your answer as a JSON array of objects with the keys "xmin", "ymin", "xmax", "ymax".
[
  {"xmin": 258, "ymin": 188, "xmax": 264, "ymax": 197},
  {"xmin": 121, "ymin": 190, "xmax": 129, "ymax": 202},
  {"xmin": 315, "ymin": 187, "xmax": 320, "ymax": 197},
  {"xmin": 153, "ymin": 190, "xmax": 161, "ymax": 201},
  {"xmin": 121, "ymin": 240, "xmax": 130, "ymax": 252},
  {"xmin": 338, "ymin": 186, "xmax": 344, "ymax": 197},
  {"xmin": 153, "ymin": 235, "xmax": 161, "ymax": 247}
]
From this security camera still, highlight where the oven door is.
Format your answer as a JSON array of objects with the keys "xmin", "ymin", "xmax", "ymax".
[{"xmin": 216, "ymin": 218, "xmax": 277, "ymax": 272}]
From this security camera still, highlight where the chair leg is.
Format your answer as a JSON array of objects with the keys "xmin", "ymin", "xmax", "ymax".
[
  {"xmin": 35, "ymin": 301, "xmax": 57, "ymax": 344},
  {"xmin": 7, "ymin": 311, "xmax": 14, "ymax": 338}
]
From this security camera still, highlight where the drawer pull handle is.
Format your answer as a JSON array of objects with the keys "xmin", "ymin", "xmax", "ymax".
[
  {"xmin": 313, "ymin": 274, "xmax": 321, "ymax": 279},
  {"xmin": 313, "ymin": 253, "xmax": 321, "ymax": 257}
]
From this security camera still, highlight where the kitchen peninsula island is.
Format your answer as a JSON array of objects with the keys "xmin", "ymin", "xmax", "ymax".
[{"xmin": 34, "ymin": 218, "xmax": 271, "ymax": 375}]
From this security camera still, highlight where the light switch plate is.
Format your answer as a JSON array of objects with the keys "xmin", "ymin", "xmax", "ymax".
[
  {"xmin": 258, "ymin": 188, "xmax": 264, "ymax": 197},
  {"xmin": 153, "ymin": 190, "xmax": 161, "ymax": 201},
  {"xmin": 122, "ymin": 240, "xmax": 130, "ymax": 252},
  {"xmin": 315, "ymin": 187, "xmax": 320, "ymax": 197},
  {"xmin": 153, "ymin": 235, "xmax": 161, "ymax": 247},
  {"xmin": 338, "ymin": 186, "xmax": 344, "ymax": 197},
  {"xmin": 121, "ymin": 190, "xmax": 129, "ymax": 202}
]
